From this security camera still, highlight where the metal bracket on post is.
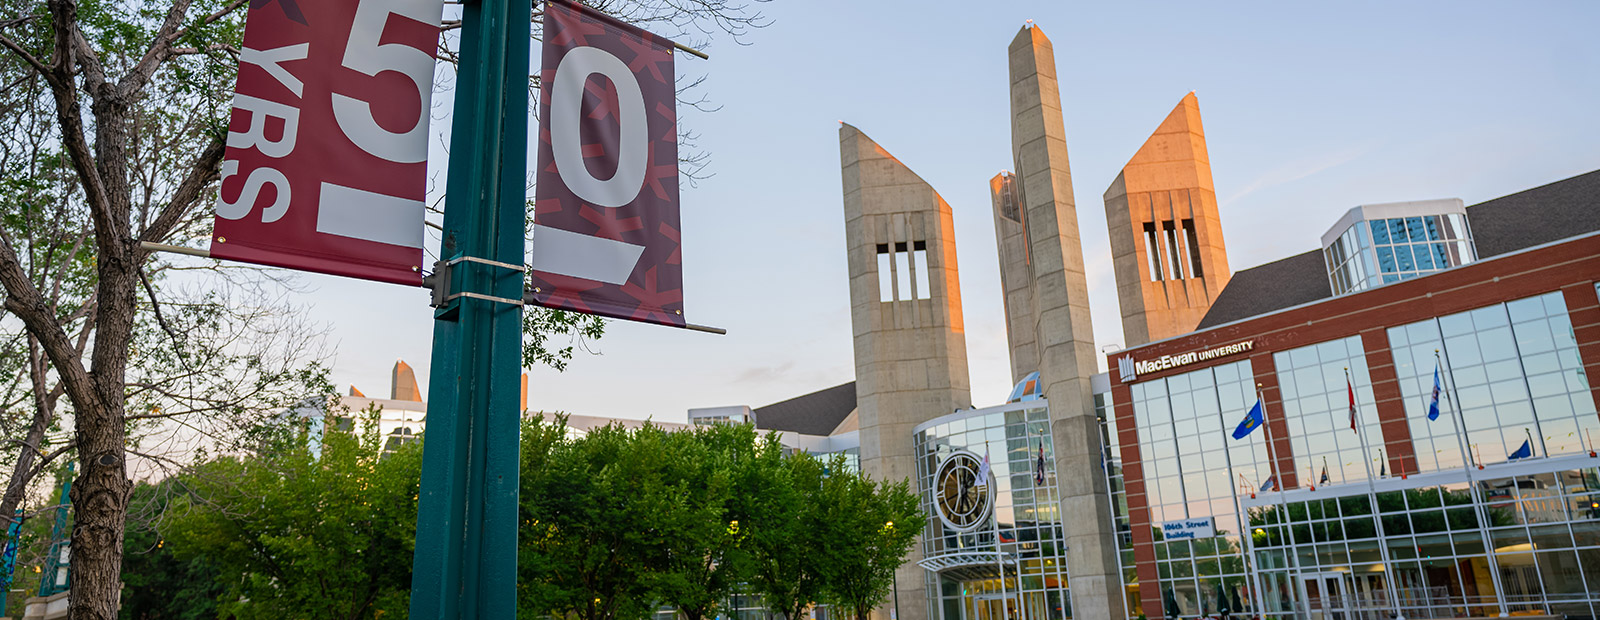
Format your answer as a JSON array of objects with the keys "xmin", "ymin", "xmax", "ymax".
[{"xmin": 425, "ymin": 256, "xmax": 528, "ymax": 309}]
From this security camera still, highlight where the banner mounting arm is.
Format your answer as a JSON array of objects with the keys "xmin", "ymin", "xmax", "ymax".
[
  {"xmin": 672, "ymin": 41, "xmax": 708, "ymax": 60},
  {"xmin": 139, "ymin": 241, "xmax": 211, "ymax": 258}
]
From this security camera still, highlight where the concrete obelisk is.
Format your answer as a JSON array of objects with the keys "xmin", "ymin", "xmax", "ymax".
[
  {"xmin": 1007, "ymin": 24, "xmax": 1125, "ymax": 620},
  {"xmin": 841, "ymin": 123, "xmax": 972, "ymax": 620},
  {"xmin": 1104, "ymin": 93, "xmax": 1231, "ymax": 347}
]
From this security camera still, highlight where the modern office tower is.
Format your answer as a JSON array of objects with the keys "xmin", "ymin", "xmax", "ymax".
[
  {"xmin": 1006, "ymin": 24, "xmax": 1125, "ymax": 620},
  {"xmin": 991, "ymin": 171, "xmax": 1039, "ymax": 383},
  {"xmin": 840, "ymin": 122, "xmax": 973, "ymax": 620},
  {"xmin": 1104, "ymin": 92, "xmax": 1231, "ymax": 348},
  {"xmin": 1319, "ymin": 199, "xmax": 1475, "ymax": 295}
]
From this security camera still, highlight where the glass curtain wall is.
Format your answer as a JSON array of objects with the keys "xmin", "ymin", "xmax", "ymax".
[
  {"xmin": 915, "ymin": 404, "xmax": 1071, "ymax": 620},
  {"xmin": 1388, "ymin": 291, "xmax": 1598, "ymax": 470},
  {"xmin": 1256, "ymin": 336, "xmax": 1396, "ymax": 619},
  {"xmin": 1099, "ymin": 393, "xmax": 1141, "ymax": 618},
  {"xmin": 1129, "ymin": 360, "xmax": 1263, "ymax": 619},
  {"xmin": 1273, "ymin": 336, "xmax": 1382, "ymax": 488},
  {"xmin": 1378, "ymin": 290, "xmax": 1600, "ymax": 617}
]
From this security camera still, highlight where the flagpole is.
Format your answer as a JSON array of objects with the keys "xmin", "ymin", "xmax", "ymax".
[
  {"xmin": 1221, "ymin": 404, "xmax": 1268, "ymax": 618},
  {"xmin": 1243, "ymin": 438, "xmax": 1277, "ymax": 617},
  {"xmin": 1258, "ymin": 383, "xmax": 1307, "ymax": 617},
  {"xmin": 1436, "ymin": 350, "xmax": 1509, "ymax": 617},
  {"xmin": 1348, "ymin": 367, "xmax": 1405, "ymax": 620}
]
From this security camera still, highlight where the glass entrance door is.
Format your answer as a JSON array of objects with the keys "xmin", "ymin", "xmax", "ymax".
[
  {"xmin": 1301, "ymin": 573, "xmax": 1351, "ymax": 620},
  {"xmin": 969, "ymin": 593, "xmax": 1012, "ymax": 620}
]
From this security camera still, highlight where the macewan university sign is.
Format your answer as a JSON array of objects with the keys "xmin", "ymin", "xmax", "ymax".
[{"xmin": 1117, "ymin": 340, "xmax": 1254, "ymax": 382}]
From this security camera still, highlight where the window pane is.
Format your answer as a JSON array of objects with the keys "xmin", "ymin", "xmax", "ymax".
[
  {"xmin": 1394, "ymin": 245, "xmax": 1415, "ymax": 271},
  {"xmin": 1425, "ymin": 215, "xmax": 1442, "ymax": 240},
  {"xmin": 1371, "ymin": 220, "xmax": 1390, "ymax": 244},
  {"xmin": 1377, "ymin": 246, "xmax": 1396, "ymax": 273},
  {"xmin": 1406, "ymin": 216, "xmax": 1427, "ymax": 242},
  {"xmin": 1415, "ymin": 243, "xmax": 1437, "ymax": 270},
  {"xmin": 1389, "ymin": 219, "xmax": 1409, "ymax": 243}
]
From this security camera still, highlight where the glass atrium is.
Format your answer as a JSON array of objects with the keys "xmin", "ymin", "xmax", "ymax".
[
  {"xmin": 1323, "ymin": 203, "xmax": 1476, "ymax": 296},
  {"xmin": 914, "ymin": 401, "xmax": 1071, "ymax": 620}
]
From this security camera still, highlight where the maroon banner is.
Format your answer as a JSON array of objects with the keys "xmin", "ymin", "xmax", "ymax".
[
  {"xmin": 210, "ymin": 0, "xmax": 443, "ymax": 286},
  {"xmin": 528, "ymin": 0, "xmax": 685, "ymax": 327}
]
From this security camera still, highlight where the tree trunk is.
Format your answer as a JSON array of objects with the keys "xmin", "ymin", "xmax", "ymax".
[{"xmin": 69, "ymin": 239, "xmax": 137, "ymax": 620}]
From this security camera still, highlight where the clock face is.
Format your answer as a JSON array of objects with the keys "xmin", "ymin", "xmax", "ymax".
[{"xmin": 933, "ymin": 451, "xmax": 993, "ymax": 531}]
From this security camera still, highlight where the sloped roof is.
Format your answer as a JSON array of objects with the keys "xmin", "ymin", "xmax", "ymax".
[
  {"xmin": 1196, "ymin": 169, "xmax": 1600, "ymax": 329},
  {"xmin": 753, "ymin": 382, "xmax": 856, "ymax": 436},
  {"xmin": 1196, "ymin": 251, "xmax": 1331, "ymax": 329},
  {"xmin": 1467, "ymin": 169, "xmax": 1600, "ymax": 258}
]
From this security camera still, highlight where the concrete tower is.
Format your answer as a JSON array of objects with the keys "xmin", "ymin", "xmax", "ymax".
[
  {"xmin": 391, "ymin": 360, "xmax": 422, "ymax": 402},
  {"xmin": 990, "ymin": 171, "xmax": 1039, "ymax": 383},
  {"xmin": 1006, "ymin": 25, "xmax": 1125, "ymax": 620},
  {"xmin": 1104, "ymin": 93, "xmax": 1230, "ymax": 347},
  {"xmin": 840, "ymin": 123, "xmax": 972, "ymax": 620}
]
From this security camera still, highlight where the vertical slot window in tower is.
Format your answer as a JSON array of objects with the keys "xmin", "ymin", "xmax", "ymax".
[
  {"xmin": 1182, "ymin": 219, "xmax": 1204, "ymax": 278},
  {"xmin": 1163, "ymin": 221, "xmax": 1185, "ymax": 279},
  {"xmin": 911, "ymin": 241, "xmax": 931, "ymax": 300},
  {"xmin": 876, "ymin": 244, "xmax": 894, "ymax": 302},
  {"xmin": 894, "ymin": 242, "xmax": 913, "ymax": 301},
  {"xmin": 1143, "ymin": 222, "xmax": 1165, "ymax": 281}
]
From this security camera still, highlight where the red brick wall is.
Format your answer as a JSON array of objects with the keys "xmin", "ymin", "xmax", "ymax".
[
  {"xmin": 1562, "ymin": 282, "xmax": 1600, "ymax": 419},
  {"xmin": 1361, "ymin": 328, "xmax": 1420, "ymax": 476}
]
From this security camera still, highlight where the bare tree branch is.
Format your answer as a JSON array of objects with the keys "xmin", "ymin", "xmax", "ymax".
[
  {"xmin": 139, "ymin": 134, "xmax": 226, "ymax": 245},
  {"xmin": 120, "ymin": 0, "xmax": 197, "ymax": 99}
]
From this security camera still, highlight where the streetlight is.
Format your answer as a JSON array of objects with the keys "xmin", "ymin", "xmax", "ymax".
[{"xmin": 886, "ymin": 521, "xmax": 900, "ymax": 620}]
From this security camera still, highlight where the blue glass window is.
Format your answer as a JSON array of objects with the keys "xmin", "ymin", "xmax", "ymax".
[
  {"xmin": 1425, "ymin": 216, "xmax": 1442, "ymax": 241},
  {"xmin": 1405, "ymin": 217, "xmax": 1427, "ymax": 242},
  {"xmin": 1371, "ymin": 220, "xmax": 1390, "ymax": 244},
  {"xmin": 1432, "ymin": 243, "xmax": 1451, "ymax": 267},
  {"xmin": 1388, "ymin": 219, "xmax": 1408, "ymax": 244},
  {"xmin": 1394, "ymin": 244, "xmax": 1416, "ymax": 271},
  {"xmin": 1414, "ymin": 244, "xmax": 1436, "ymax": 270},
  {"xmin": 1376, "ymin": 246, "xmax": 1397, "ymax": 273},
  {"xmin": 1382, "ymin": 274, "xmax": 1400, "ymax": 284}
]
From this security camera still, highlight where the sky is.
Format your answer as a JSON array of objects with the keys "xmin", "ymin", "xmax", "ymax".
[{"xmin": 292, "ymin": 1, "xmax": 1600, "ymax": 424}]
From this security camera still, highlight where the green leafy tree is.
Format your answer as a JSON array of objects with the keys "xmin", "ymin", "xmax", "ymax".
[
  {"xmin": 167, "ymin": 410, "xmax": 422, "ymax": 619},
  {"xmin": 118, "ymin": 480, "xmax": 222, "ymax": 620},
  {"xmin": 815, "ymin": 456, "xmax": 925, "ymax": 620},
  {"xmin": 520, "ymin": 420, "xmax": 683, "ymax": 620},
  {"xmin": 745, "ymin": 450, "xmax": 829, "ymax": 620},
  {"xmin": 651, "ymin": 423, "xmax": 771, "ymax": 620}
]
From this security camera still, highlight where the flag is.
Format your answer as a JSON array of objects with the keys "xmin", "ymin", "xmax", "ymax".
[
  {"xmin": 976, "ymin": 452, "xmax": 991, "ymax": 488},
  {"xmin": 1379, "ymin": 458, "xmax": 1387, "ymax": 477},
  {"xmin": 1427, "ymin": 365, "xmax": 1443, "ymax": 421},
  {"xmin": 209, "ymin": 0, "xmax": 446, "ymax": 285},
  {"xmin": 1260, "ymin": 476, "xmax": 1276, "ymax": 493},
  {"xmin": 1319, "ymin": 464, "xmax": 1330, "ymax": 485},
  {"xmin": 1508, "ymin": 439, "xmax": 1533, "ymax": 461},
  {"xmin": 530, "ymin": 0, "xmax": 687, "ymax": 327},
  {"xmin": 1232, "ymin": 399, "xmax": 1266, "ymax": 440},
  {"xmin": 1035, "ymin": 445, "xmax": 1046, "ymax": 485},
  {"xmin": 1347, "ymin": 376, "xmax": 1358, "ymax": 434}
]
